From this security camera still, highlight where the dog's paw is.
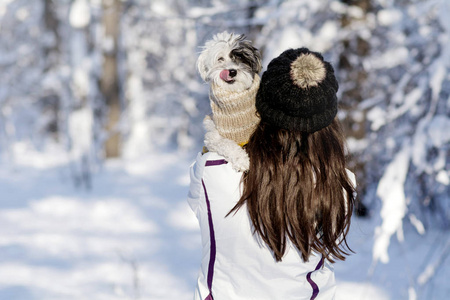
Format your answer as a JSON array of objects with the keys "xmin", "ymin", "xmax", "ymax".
[
  {"xmin": 229, "ymin": 148, "xmax": 250, "ymax": 172},
  {"xmin": 203, "ymin": 116, "xmax": 250, "ymax": 172}
]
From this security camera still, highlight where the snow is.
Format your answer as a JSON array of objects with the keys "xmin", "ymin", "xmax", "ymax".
[
  {"xmin": 438, "ymin": 1, "xmax": 450, "ymax": 33},
  {"xmin": 72, "ymin": 66, "xmax": 90, "ymax": 99},
  {"xmin": 102, "ymin": 36, "xmax": 115, "ymax": 53},
  {"xmin": 416, "ymin": 239, "xmax": 450, "ymax": 290},
  {"xmin": 316, "ymin": 21, "xmax": 339, "ymax": 52},
  {"xmin": 367, "ymin": 47, "xmax": 409, "ymax": 69},
  {"xmin": 427, "ymin": 116, "xmax": 450, "ymax": 148},
  {"xmin": 429, "ymin": 63, "xmax": 446, "ymax": 104},
  {"xmin": 436, "ymin": 170, "xmax": 449, "ymax": 186},
  {"xmin": 367, "ymin": 106, "xmax": 386, "ymax": 131},
  {"xmin": 408, "ymin": 214, "xmax": 425, "ymax": 235},
  {"xmin": 346, "ymin": 137, "xmax": 369, "ymax": 153},
  {"xmin": 409, "ymin": 288, "xmax": 417, "ymax": 300},
  {"xmin": 15, "ymin": 7, "xmax": 29, "ymax": 21},
  {"xmin": 151, "ymin": 1, "xmax": 174, "ymax": 17},
  {"xmin": 68, "ymin": 107, "xmax": 93, "ymax": 160},
  {"xmin": 347, "ymin": 5, "xmax": 365, "ymax": 19},
  {"xmin": 374, "ymin": 144, "xmax": 410, "ymax": 263},
  {"xmin": 0, "ymin": 146, "xmax": 197, "ymax": 300},
  {"xmin": 69, "ymin": 0, "xmax": 91, "ymax": 29},
  {"xmin": 377, "ymin": 9, "xmax": 402, "ymax": 26}
]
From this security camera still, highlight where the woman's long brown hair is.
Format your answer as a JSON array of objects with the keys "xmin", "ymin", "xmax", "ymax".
[{"xmin": 228, "ymin": 118, "xmax": 355, "ymax": 263}]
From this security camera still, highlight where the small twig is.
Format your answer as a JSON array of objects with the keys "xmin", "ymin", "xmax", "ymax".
[
  {"xmin": 398, "ymin": 237, "xmax": 418, "ymax": 300},
  {"xmin": 117, "ymin": 251, "xmax": 141, "ymax": 299},
  {"xmin": 417, "ymin": 237, "xmax": 450, "ymax": 286}
]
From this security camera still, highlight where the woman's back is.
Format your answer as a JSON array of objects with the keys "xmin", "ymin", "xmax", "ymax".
[{"xmin": 188, "ymin": 151, "xmax": 337, "ymax": 300}]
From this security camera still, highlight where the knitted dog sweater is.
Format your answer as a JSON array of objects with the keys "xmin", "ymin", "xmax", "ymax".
[{"xmin": 209, "ymin": 74, "xmax": 260, "ymax": 146}]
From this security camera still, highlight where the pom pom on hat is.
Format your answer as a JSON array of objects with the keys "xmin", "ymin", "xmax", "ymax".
[
  {"xmin": 290, "ymin": 53, "xmax": 326, "ymax": 89},
  {"xmin": 256, "ymin": 48, "xmax": 339, "ymax": 133}
]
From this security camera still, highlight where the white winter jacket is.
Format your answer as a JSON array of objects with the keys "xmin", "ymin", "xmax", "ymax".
[{"xmin": 187, "ymin": 119, "xmax": 343, "ymax": 300}]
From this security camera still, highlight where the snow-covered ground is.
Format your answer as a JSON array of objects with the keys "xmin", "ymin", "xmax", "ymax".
[{"xmin": 0, "ymin": 144, "xmax": 448, "ymax": 300}]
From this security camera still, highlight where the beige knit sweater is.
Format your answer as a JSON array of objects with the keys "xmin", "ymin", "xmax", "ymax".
[{"xmin": 209, "ymin": 74, "xmax": 261, "ymax": 146}]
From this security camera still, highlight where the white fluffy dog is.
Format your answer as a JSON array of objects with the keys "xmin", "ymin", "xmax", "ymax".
[{"xmin": 197, "ymin": 32, "xmax": 262, "ymax": 172}]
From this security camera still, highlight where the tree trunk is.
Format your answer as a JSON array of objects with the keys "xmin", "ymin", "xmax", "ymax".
[
  {"xmin": 338, "ymin": 0, "xmax": 373, "ymax": 216},
  {"xmin": 101, "ymin": 0, "xmax": 121, "ymax": 158},
  {"xmin": 43, "ymin": 0, "xmax": 60, "ymax": 139},
  {"xmin": 43, "ymin": 0, "xmax": 60, "ymax": 55}
]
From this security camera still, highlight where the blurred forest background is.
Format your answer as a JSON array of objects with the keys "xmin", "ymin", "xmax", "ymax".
[{"xmin": 0, "ymin": 0, "xmax": 449, "ymax": 299}]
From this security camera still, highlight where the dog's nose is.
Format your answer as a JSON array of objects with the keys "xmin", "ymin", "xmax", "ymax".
[{"xmin": 229, "ymin": 69, "xmax": 237, "ymax": 77}]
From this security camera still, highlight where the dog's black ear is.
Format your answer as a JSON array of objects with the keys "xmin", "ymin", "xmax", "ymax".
[
  {"xmin": 197, "ymin": 49, "xmax": 209, "ymax": 81},
  {"xmin": 233, "ymin": 41, "xmax": 262, "ymax": 74},
  {"xmin": 237, "ymin": 35, "xmax": 262, "ymax": 74}
]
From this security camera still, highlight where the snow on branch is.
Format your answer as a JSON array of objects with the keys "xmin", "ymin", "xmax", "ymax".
[{"xmin": 373, "ymin": 143, "xmax": 410, "ymax": 263}]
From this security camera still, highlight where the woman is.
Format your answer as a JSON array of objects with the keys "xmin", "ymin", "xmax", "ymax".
[{"xmin": 188, "ymin": 48, "xmax": 356, "ymax": 300}]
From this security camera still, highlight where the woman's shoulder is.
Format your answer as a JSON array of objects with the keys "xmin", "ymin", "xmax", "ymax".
[
  {"xmin": 190, "ymin": 151, "xmax": 231, "ymax": 180},
  {"xmin": 193, "ymin": 151, "xmax": 227, "ymax": 166}
]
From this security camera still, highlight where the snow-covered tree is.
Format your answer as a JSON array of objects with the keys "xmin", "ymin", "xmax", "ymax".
[
  {"xmin": 358, "ymin": 0, "xmax": 450, "ymax": 264},
  {"xmin": 0, "ymin": 0, "xmax": 53, "ymax": 156},
  {"xmin": 0, "ymin": 0, "xmax": 115, "ymax": 187}
]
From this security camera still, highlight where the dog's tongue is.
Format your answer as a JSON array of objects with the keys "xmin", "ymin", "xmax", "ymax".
[{"xmin": 220, "ymin": 69, "xmax": 233, "ymax": 82}]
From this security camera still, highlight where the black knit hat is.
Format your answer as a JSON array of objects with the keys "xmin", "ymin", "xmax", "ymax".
[{"xmin": 256, "ymin": 48, "xmax": 338, "ymax": 133}]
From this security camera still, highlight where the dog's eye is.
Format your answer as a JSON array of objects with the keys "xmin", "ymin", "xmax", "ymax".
[{"xmin": 218, "ymin": 57, "xmax": 225, "ymax": 62}]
